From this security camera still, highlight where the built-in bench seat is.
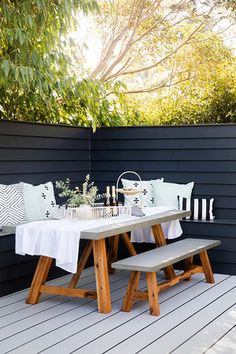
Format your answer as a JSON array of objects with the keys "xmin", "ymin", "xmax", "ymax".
[
  {"xmin": 180, "ymin": 218, "xmax": 236, "ymax": 275},
  {"xmin": 182, "ymin": 219, "xmax": 236, "ymax": 225},
  {"xmin": 0, "ymin": 226, "xmax": 16, "ymax": 237},
  {"xmin": 112, "ymin": 238, "xmax": 220, "ymax": 316}
]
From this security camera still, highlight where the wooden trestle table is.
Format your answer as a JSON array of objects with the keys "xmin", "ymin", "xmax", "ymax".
[{"xmin": 26, "ymin": 210, "xmax": 191, "ymax": 314}]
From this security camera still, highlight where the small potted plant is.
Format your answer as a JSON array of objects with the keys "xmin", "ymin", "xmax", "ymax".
[{"xmin": 55, "ymin": 175, "xmax": 101, "ymax": 207}]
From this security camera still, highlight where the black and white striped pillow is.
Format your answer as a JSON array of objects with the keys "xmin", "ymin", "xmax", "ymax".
[{"xmin": 178, "ymin": 196, "xmax": 214, "ymax": 220}]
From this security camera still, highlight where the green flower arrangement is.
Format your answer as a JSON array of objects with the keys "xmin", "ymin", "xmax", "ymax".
[{"xmin": 56, "ymin": 175, "xmax": 102, "ymax": 206}]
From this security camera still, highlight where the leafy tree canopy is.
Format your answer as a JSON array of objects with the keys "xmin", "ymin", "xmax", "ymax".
[
  {"xmin": 0, "ymin": 0, "xmax": 236, "ymax": 129},
  {"xmin": 0, "ymin": 0, "xmax": 97, "ymax": 93},
  {"xmin": 80, "ymin": 0, "xmax": 236, "ymax": 126},
  {"xmin": 0, "ymin": 0, "xmax": 127, "ymax": 130}
]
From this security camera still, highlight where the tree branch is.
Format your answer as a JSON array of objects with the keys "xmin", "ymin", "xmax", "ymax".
[
  {"xmin": 123, "ymin": 72, "xmax": 194, "ymax": 94},
  {"xmin": 99, "ymin": 0, "xmax": 146, "ymax": 81},
  {"xmin": 120, "ymin": 5, "xmax": 217, "ymax": 77}
]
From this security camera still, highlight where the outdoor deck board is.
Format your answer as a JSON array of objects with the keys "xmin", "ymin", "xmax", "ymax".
[
  {"xmin": 135, "ymin": 279, "xmax": 236, "ymax": 354},
  {"xmin": 87, "ymin": 275, "xmax": 232, "ymax": 354},
  {"xmin": 172, "ymin": 304, "xmax": 236, "ymax": 354},
  {"xmin": 206, "ymin": 325, "xmax": 236, "ymax": 354},
  {"xmin": 0, "ymin": 269, "xmax": 94, "ymax": 317},
  {"xmin": 0, "ymin": 268, "xmax": 235, "ymax": 354}
]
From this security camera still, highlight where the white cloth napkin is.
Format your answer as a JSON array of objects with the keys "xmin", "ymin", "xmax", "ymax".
[{"xmin": 15, "ymin": 206, "xmax": 183, "ymax": 273}]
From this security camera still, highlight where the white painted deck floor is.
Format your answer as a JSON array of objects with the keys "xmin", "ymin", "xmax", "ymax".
[{"xmin": 0, "ymin": 267, "xmax": 235, "ymax": 354}]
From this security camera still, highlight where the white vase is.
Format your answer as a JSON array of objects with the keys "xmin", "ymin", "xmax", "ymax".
[{"xmin": 77, "ymin": 204, "xmax": 92, "ymax": 219}]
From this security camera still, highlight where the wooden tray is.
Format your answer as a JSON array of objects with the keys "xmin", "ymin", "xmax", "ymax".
[{"xmin": 116, "ymin": 188, "xmax": 143, "ymax": 195}]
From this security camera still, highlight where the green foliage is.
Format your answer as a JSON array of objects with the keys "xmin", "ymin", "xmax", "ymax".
[
  {"xmin": 125, "ymin": 37, "xmax": 236, "ymax": 126},
  {"xmin": 128, "ymin": 64, "xmax": 236, "ymax": 126},
  {"xmin": 56, "ymin": 175, "xmax": 101, "ymax": 206},
  {"xmin": 58, "ymin": 79, "xmax": 130, "ymax": 131},
  {"xmin": 0, "ymin": 0, "xmax": 105, "ymax": 127},
  {"xmin": 0, "ymin": 0, "xmax": 235, "ymax": 129},
  {"xmin": 217, "ymin": 0, "xmax": 236, "ymax": 12},
  {"xmin": 0, "ymin": 0, "xmax": 130, "ymax": 130}
]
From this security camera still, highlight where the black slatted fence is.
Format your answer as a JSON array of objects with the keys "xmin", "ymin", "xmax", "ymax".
[{"xmin": 1, "ymin": 121, "xmax": 236, "ymax": 296}]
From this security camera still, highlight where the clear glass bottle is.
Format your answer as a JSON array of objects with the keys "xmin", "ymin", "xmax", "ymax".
[
  {"xmin": 110, "ymin": 185, "xmax": 118, "ymax": 216},
  {"xmin": 103, "ymin": 186, "xmax": 111, "ymax": 217}
]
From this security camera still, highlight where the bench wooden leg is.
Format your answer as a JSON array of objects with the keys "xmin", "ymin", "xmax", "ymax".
[
  {"xmin": 146, "ymin": 272, "xmax": 160, "ymax": 316},
  {"xmin": 184, "ymin": 256, "xmax": 193, "ymax": 281},
  {"xmin": 26, "ymin": 256, "xmax": 52, "ymax": 304},
  {"xmin": 93, "ymin": 239, "xmax": 112, "ymax": 313},
  {"xmin": 69, "ymin": 240, "xmax": 93, "ymax": 288},
  {"xmin": 122, "ymin": 271, "xmax": 140, "ymax": 312},
  {"xmin": 199, "ymin": 250, "xmax": 215, "ymax": 283},
  {"xmin": 152, "ymin": 224, "xmax": 176, "ymax": 280}
]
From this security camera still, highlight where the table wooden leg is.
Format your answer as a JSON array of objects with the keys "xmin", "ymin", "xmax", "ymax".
[
  {"xmin": 122, "ymin": 271, "xmax": 140, "ymax": 312},
  {"xmin": 107, "ymin": 235, "xmax": 120, "ymax": 274},
  {"xmin": 107, "ymin": 233, "xmax": 137, "ymax": 274},
  {"xmin": 69, "ymin": 240, "xmax": 93, "ymax": 288},
  {"xmin": 152, "ymin": 224, "xmax": 176, "ymax": 280},
  {"xmin": 26, "ymin": 256, "xmax": 52, "ymax": 304},
  {"xmin": 121, "ymin": 232, "xmax": 137, "ymax": 256},
  {"xmin": 93, "ymin": 239, "xmax": 112, "ymax": 313},
  {"xmin": 146, "ymin": 272, "xmax": 160, "ymax": 316},
  {"xmin": 200, "ymin": 250, "xmax": 215, "ymax": 283}
]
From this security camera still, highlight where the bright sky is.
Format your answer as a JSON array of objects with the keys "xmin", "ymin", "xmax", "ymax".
[
  {"xmin": 68, "ymin": 3, "xmax": 236, "ymax": 75},
  {"xmin": 69, "ymin": 15, "xmax": 101, "ymax": 72}
]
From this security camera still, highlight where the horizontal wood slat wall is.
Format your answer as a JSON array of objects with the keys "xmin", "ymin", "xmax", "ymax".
[
  {"xmin": 1, "ymin": 121, "xmax": 236, "ymax": 297},
  {"xmin": 91, "ymin": 125, "xmax": 236, "ymax": 275},
  {"xmin": 0, "ymin": 120, "xmax": 91, "ymax": 296}
]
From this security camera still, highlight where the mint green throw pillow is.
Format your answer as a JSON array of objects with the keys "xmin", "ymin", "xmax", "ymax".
[
  {"xmin": 153, "ymin": 181, "xmax": 194, "ymax": 209},
  {"xmin": 22, "ymin": 182, "xmax": 56, "ymax": 221}
]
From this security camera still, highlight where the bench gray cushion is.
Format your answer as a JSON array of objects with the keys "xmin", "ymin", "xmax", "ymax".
[
  {"xmin": 0, "ymin": 226, "xmax": 17, "ymax": 237},
  {"xmin": 112, "ymin": 238, "xmax": 221, "ymax": 272}
]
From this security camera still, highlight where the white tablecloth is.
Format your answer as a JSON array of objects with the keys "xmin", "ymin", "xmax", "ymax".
[
  {"xmin": 15, "ymin": 206, "xmax": 183, "ymax": 273},
  {"xmin": 131, "ymin": 206, "xmax": 182, "ymax": 242}
]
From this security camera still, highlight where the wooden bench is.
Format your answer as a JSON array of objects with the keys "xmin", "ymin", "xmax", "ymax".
[{"xmin": 112, "ymin": 238, "xmax": 220, "ymax": 316}]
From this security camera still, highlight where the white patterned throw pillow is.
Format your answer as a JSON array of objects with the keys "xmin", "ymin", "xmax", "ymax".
[
  {"xmin": 0, "ymin": 184, "xmax": 26, "ymax": 226},
  {"xmin": 153, "ymin": 181, "xmax": 194, "ymax": 209},
  {"xmin": 121, "ymin": 178, "xmax": 163, "ymax": 207},
  {"xmin": 22, "ymin": 182, "xmax": 56, "ymax": 221}
]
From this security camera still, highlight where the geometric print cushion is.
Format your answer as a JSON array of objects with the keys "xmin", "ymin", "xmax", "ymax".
[
  {"xmin": 40, "ymin": 182, "xmax": 56, "ymax": 219},
  {"xmin": 22, "ymin": 182, "xmax": 56, "ymax": 221},
  {"xmin": 121, "ymin": 178, "xmax": 163, "ymax": 207},
  {"xmin": 178, "ymin": 196, "xmax": 215, "ymax": 220},
  {"xmin": 0, "ymin": 184, "xmax": 26, "ymax": 226}
]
